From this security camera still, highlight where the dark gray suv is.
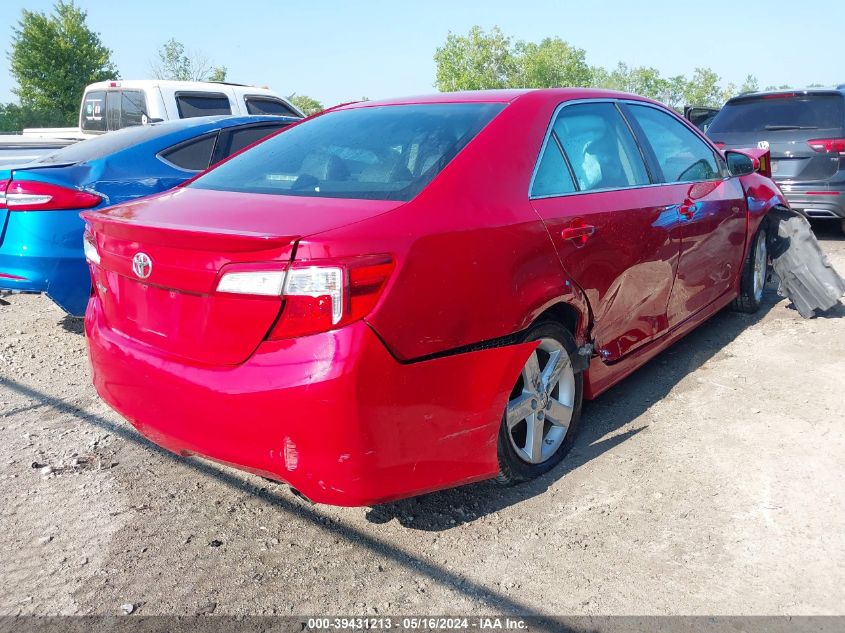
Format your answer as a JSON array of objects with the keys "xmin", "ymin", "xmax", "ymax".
[{"xmin": 707, "ymin": 88, "xmax": 845, "ymax": 232}]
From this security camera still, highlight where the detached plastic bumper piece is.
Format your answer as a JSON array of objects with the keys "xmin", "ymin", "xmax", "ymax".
[{"xmin": 767, "ymin": 207, "xmax": 845, "ymax": 317}]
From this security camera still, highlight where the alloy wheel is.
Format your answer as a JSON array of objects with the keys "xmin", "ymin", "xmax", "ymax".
[
  {"xmin": 506, "ymin": 338, "xmax": 576, "ymax": 464},
  {"xmin": 752, "ymin": 232, "xmax": 768, "ymax": 303}
]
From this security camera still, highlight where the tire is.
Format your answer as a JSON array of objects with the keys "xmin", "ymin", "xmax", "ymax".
[
  {"xmin": 496, "ymin": 321, "xmax": 584, "ymax": 485},
  {"xmin": 840, "ymin": 219, "xmax": 845, "ymax": 236},
  {"xmin": 731, "ymin": 224, "xmax": 768, "ymax": 314}
]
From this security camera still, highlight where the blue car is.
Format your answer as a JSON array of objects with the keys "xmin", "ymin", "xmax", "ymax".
[{"xmin": 0, "ymin": 115, "xmax": 295, "ymax": 315}]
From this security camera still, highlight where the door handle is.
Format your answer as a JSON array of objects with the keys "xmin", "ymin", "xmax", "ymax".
[
  {"xmin": 561, "ymin": 225, "xmax": 596, "ymax": 244},
  {"xmin": 679, "ymin": 200, "xmax": 696, "ymax": 218}
]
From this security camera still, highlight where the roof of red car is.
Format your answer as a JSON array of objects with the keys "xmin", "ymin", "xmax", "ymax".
[{"xmin": 338, "ymin": 88, "xmax": 653, "ymax": 110}]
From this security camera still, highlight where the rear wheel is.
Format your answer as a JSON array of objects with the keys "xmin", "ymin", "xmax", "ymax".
[
  {"xmin": 731, "ymin": 225, "xmax": 768, "ymax": 314},
  {"xmin": 496, "ymin": 322, "xmax": 583, "ymax": 485}
]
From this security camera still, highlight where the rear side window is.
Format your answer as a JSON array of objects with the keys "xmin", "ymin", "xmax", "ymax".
[
  {"xmin": 627, "ymin": 104, "xmax": 721, "ymax": 182},
  {"xmin": 245, "ymin": 97, "xmax": 301, "ymax": 117},
  {"xmin": 553, "ymin": 103, "xmax": 649, "ymax": 192},
  {"xmin": 175, "ymin": 93, "xmax": 232, "ymax": 118},
  {"xmin": 708, "ymin": 94, "xmax": 845, "ymax": 135},
  {"xmin": 119, "ymin": 90, "xmax": 146, "ymax": 128},
  {"xmin": 214, "ymin": 124, "xmax": 287, "ymax": 161},
  {"xmin": 531, "ymin": 139, "xmax": 576, "ymax": 197},
  {"xmin": 190, "ymin": 103, "xmax": 504, "ymax": 201},
  {"xmin": 159, "ymin": 133, "xmax": 218, "ymax": 171},
  {"xmin": 81, "ymin": 91, "xmax": 106, "ymax": 132}
]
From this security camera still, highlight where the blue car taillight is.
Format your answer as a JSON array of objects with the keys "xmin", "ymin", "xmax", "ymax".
[{"xmin": 5, "ymin": 180, "xmax": 102, "ymax": 211}]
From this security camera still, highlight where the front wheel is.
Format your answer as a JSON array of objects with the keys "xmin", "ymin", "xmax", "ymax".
[
  {"xmin": 731, "ymin": 225, "xmax": 768, "ymax": 314},
  {"xmin": 496, "ymin": 321, "xmax": 583, "ymax": 485}
]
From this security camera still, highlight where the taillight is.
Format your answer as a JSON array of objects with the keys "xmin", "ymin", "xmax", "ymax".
[
  {"xmin": 215, "ymin": 255, "xmax": 393, "ymax": 339},
  {"xmin": 270, "ymin": 256, "xmax": 394, "ymax": 339},
  {"xmin": 0, "ymin": 179, "xmax": 8, "ymax": 209},
  {"xmin": 217, "ymin": 270, "xmax": 285, "ymax": 296},
  {"xmin": 5, "ymin": 180, "xmax": 102, "ymax": 211},
  {"xmin": 713, "ymin": 142, "xmax": 725, "ymax": 149},
  {"xmin": 807, "ymin": 138, "xmax": 845, "ymax": 155},
  {"xmin": 214, "ymin": 255, "xmax": 394, "ymax": 340},
  {"xmin": 83, "ymin": 231, "xmax": 101, "ymax": 265}
]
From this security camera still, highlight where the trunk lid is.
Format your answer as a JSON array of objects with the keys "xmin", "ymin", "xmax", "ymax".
[
  {"xmin": 707, "ymin": 92, "xmax": 845, "ymax": 183},
  {"xmin": 84, "ymin": 187, "xmax": 403, "ymax": 365}
]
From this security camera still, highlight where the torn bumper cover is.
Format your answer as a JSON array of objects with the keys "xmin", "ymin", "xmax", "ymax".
[
  {"xmin": 766, "ymin": 207, "xmax": 845, "ymax": 317},
  {"xmin": 86, "ymin": 298, "xmax": 536, "ymax": 506}
]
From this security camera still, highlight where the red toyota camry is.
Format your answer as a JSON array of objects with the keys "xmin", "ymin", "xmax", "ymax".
[{"xmin": 83, "ymin": 89, "xmax": 784, "ymax": 506}]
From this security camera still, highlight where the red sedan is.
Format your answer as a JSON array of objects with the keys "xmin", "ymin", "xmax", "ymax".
[{"xmin": 82, "ymin": 89, "xmax": 784, "ymax": 506}]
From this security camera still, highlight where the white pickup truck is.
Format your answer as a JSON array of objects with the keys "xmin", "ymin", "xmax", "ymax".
[{"xmin": 0, "ymin": 80, "xmax": 303, "ymax": 165}]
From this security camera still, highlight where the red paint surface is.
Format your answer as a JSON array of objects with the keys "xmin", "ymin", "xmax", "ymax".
[{"xmin": 84, "ymin": 89, "xmax": 786, "ymax": 505}]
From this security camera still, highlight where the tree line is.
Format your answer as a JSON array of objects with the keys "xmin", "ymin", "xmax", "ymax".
[
  {"xmin": 433, "ymin": 26, "xmax": 805, "ymax": 111},
  {"xmin": 1, "ymin": 5, "xmax": 828, "ymax": 133}
]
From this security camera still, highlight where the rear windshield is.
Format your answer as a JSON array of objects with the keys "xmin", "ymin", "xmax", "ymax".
[
  {"xmin": 708, "ymin": 93, "xmax": 845, "ymax": 135},
  {"xmin": 32, "ymin": 123, "xmax": 177, "ymax": 165},
  {"xmin": 189, "ymin": 103, "xmax": 505, "ymax": 201}
]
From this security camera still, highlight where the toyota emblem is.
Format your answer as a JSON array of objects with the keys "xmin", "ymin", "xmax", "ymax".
[{"xmin": 132, "ymin": 252, "xmax": 152, "ymax": 279}]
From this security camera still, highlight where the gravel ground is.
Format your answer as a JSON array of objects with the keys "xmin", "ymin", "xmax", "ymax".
[{"xmin": 1, "ymin": 224, "xmax": 843, "ymax": 617}]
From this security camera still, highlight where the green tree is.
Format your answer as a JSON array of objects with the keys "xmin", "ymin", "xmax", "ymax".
[
  {"xmin": 434, "ymin": 26, "xmax": 516, "ymax": 91},
  {"xmin": 682, "ymin": 68, "xmax": 723, "ymax": 108},
  {"xmin": 721, "ymin": 74, "xmax": 760, "ymax": 102},
  {"xmin": 0, "ymin": 102, "xmax": 67, "ymax": 132},
  {"xmin": 595, "ymin": 63, "xmax": 668, "ymax": 101},
  {"xmin": 8, "ymin": 1, "xmax": 118, "ymax": 125},
  {"xmin": 659, "ymin": 75, "xmax": 691, "ymax": 111},
  {"xmin": 288, "ymin": 94, "xmax": 324, "ymax": 116},
  {"xmin": 151, "ymin": 38, "xmax": 225, "ymax": 82},
  {"xmin": 208, "ymin": 66, "xmax": 228, "ymax": 82},
  {"xmin": 512, "ymin": 37, "xmax": 591, "ymax": 88}
]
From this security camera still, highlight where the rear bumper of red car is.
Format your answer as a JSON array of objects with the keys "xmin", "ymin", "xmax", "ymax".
[{"xmin": 85, "ymin": 297, "xmax": 534, "ymax": 506}]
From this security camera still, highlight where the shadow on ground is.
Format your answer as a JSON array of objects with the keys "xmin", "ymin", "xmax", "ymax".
[
  {"xmin": 60, "ymin": 315, "xmax": 84, "ymax": 334},
  {"xmin": 366, "ymin": 290, "xmax": 781, "ymax": 530}
]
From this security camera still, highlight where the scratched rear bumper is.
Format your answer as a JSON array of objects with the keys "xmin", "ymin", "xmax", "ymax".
[{"xmin": 86, "ymin": 296, "xmax": 534, "ymax": 506}]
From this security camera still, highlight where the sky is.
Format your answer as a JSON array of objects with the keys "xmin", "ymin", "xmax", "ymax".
[{"xmin": 2, "ymin": 0, "xmax": 843, "ymax": 107}]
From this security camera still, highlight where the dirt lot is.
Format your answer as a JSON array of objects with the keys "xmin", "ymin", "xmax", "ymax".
[{"xmin": 1, "ymin": 225, "xmax": 843, "ymax": 618}]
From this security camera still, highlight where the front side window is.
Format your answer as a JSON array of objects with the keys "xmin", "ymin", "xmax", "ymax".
[
  {"xmin": 176, "ymin": 93, "xmax": 232, "ymax": 118},
  {"xmin": 553, "ymin": 103, "xmax": 650, "ymax": 192},
  {"xmin": 190, "ymin": 103, "xmax": 504, "ymax": 201},
  {"xmin": 627, "ymin": 104, "xmax": 720, "ymax": 182},
  {"xmin": 81, "ymin": 91, "xmax": 106, "ymax": 132}
]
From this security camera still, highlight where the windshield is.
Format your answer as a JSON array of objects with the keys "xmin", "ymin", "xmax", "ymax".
[
  {"xmin": 708, "ymin": 93, "xmax": 845, "ymax": 135},
  {"xmin": 189, "ymin": 103, "xmax": 505, "ymax": 201}
]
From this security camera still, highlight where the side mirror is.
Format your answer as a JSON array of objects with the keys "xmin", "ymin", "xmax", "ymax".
[{"xmin": 725, "ymin": 150, "xmax": 758, "ymax": 177}]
